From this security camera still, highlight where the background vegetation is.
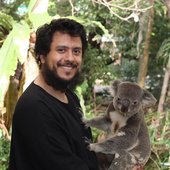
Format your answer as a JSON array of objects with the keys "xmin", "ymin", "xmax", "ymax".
[{"xmin": 0, "ymin": 0, "xmax": 169, "ymax": 169}]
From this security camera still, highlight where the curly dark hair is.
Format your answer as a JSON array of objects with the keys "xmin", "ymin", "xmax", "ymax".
[{"xmin": 34, "ymin": 18, "xmax": 87, "ymax": 67}]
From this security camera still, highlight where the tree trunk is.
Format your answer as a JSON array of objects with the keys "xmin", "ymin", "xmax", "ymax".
[
  {"xmin": 163, "ymin": 0, "xmax": 170, "ymax": 18},
  {"xmin": 137, "ymin": 0, "xmax": 154, "ymax": 87},
  {"xmin": 157, "ymin": 59, "xmax": 170, "ymax": 112},
  {"xmin": 157, "ymin": 0, "xmax": 170, "ymax": 113}
]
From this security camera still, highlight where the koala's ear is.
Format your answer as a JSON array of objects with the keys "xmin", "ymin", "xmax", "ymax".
[
  {"xmin": 110, "ymin": 80, "xmax": 122, "ymax": 96},
  {"xmin": 142, "ymin": 89, "xmax": 157, "ymax": 108}
]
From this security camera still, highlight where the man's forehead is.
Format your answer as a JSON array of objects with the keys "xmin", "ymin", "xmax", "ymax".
[{"xmin": 52, "ymin": 32, "xmax": 82, "ymax": 46}]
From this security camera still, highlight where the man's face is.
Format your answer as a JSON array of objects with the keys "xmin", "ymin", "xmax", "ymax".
[{"xmin": 40, "ymin": 31, "xmax": 83, "ymax": 90}]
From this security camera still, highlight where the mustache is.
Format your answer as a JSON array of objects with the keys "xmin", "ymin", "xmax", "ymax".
[{"xmin": 57, "ymin": 61, "xmax": 78, "ymax": 68}]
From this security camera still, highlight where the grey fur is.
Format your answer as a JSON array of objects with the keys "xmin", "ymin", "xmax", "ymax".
[{"xmin": 83, "ymin": 80, "xmax": 157, "ymax": 170}]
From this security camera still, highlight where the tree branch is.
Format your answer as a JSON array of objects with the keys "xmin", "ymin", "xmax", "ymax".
[
  {"xmin": 92, "ymin": 0, "xmax": 152, "ymax": 21},
  {"xmin": 69, "ymin": 0, "xmax": 75, "ymax": 16}
]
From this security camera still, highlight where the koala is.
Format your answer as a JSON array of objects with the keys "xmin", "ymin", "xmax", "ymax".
[{"xmin": 84, "ymin": 80, "xmax": 157, "ymax": 170}]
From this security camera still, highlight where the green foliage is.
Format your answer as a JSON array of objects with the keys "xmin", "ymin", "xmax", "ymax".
[
  {"xmin": 0, "ymin": 12, "xmax": 13, "ymax": 47},
  {"xmin": 117, "ymin": 58, "xmax": 139, "ymax": 82},
  {"xmin": 151, "ymin": 0, "xmax": 170, "ymax": 57},
  {"xmin": 145, "ymin": 111, "xmax": 170, "ymax": 170},
  {"xmin": 0, "ymin": 0, "xmax": 30, "ymax": 21},
  {"xmin": 48, "ymin": 0, "xmax": 71, "ymax": 17},
  {"xmin": 146, "ymin": 59, "xmax": 164, "ymax": 99},
  {"xmin": 81, "ymin": 44, "xmax": 118, "ymax": 105},
  {"xmin": 156, "ymin": 37, "xmax": 170, "ymax": 67},
  {"xmin": 0, "ymin": 136, "xmax": 10, "ymax": 170}
]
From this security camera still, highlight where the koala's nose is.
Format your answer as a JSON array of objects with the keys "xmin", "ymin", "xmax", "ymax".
[{"xmin": 121, "ymin": 99, "xmax": 130, "ymax": 113}]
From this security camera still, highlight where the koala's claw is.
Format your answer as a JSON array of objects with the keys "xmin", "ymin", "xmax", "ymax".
[
  {"xmin": 81, "ymin": 118, "xmax": 90, "ymax": 129},
  {"xmin": 83, "ymin": 137, "xmax": 92, "ymax": 145},
  {"xmin": 83, "ymin": 137, "xmax": 95, "ymax": 151}
]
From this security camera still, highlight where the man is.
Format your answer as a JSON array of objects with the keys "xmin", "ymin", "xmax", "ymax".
[
  {"xmin": 9, "ymin": 18, "xmax": 99, "ymax": 170},
  {"xmin": 9, "ymin": 18, "xmax": 142, "ymax": 170}
]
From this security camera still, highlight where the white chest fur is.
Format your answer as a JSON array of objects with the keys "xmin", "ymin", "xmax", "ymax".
[{"xmin": 109, "ymin": 111, "xmax": 128, "ymax": 136}]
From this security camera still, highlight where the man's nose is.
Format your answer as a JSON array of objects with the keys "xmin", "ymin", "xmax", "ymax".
[{"xmin": 65, "ymin": 50, "xmax": 75, "ymax": 61}]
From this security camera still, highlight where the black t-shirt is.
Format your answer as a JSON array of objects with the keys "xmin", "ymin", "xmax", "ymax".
[{"xmin": 9, "ymin": 82, "xmax": 99, "ymax": 170}]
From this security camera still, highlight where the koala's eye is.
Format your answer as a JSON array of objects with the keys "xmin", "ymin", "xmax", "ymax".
[
  {"xmin": 133, "ymin": 101, "xmax": 138, "ymax": 105},
  {"xmin": 117, "ymin": 97, "xmax": 121, "ymax": 101}
]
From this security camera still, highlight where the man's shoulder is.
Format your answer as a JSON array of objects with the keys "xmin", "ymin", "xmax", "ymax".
[
  {"xmin": 16, "ymin": 82, "xmax": 43, "ymax": 109},
  {"xmin": 66, "ymin": 88, "xmax": 80, "ymax": 104}
]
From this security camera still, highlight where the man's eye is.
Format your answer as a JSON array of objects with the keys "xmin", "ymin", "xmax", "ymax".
[
  {"xmin": 57, "ymin": 49, "xmax": 65, "ymax": 53},
  {"xmin": 73, "ymin": 49, "xmax": 81, "ymax": 55}
]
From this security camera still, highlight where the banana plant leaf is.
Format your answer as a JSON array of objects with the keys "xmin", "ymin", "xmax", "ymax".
[
  {"xmin": 0, "ymin": 0, "xmax": 52, "ymax": 107},
  {"xmin": 0, "ymin": 22, "xmax": 30, "ymax": 107},
  {"xmin": 29, "ymin": 13, "xmax": 52, "ymax": 30},
  {"xmin": 28, "ymin": 0, "xmax": 52, "ymax": 30}
]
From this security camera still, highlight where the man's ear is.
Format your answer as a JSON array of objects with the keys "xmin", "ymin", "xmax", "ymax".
[
  {"xmin": 40, "ymin": 55, "xmax": 45, "ymax": 64},
  {"xmin": 142, "ymin": 89, "xmax": 157, "ymax": 108}
]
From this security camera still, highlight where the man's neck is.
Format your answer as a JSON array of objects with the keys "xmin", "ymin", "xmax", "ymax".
[{"xmin": 34, "ymin": 73, "xmax": 68, "ymax": 103}]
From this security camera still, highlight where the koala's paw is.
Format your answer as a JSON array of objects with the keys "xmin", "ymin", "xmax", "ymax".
[
  {"xmin": 89, "ymin": 143, "xmax": 103, "ymax": 152},
  {"xmin": 82, "ymin": 118, "xmax": 91, "ymax": 128},
  {"xmin": 84, "ymin": 137, "xmax": 94, "ymax": 150},
  {"xmin": 83, "ymin": 137, "xmax": 98, "ymax": 152},
  {"xmin": 84, "ymin": 137, "xmax": 92, "ymax": 145}
]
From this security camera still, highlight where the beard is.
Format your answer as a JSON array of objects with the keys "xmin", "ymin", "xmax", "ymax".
[{"xmin": 41, "ymin": 62, "xmax": 83, "ymax": 92}]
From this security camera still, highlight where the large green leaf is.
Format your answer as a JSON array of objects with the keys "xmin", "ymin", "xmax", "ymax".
[
  {"xmin": 28, "ymin": 0, "xmax": 52, "ymax": 30},
  {"xmin": 0, "ymin": 22, "xmax": 30, "ymax": 107},
  {"xmin": 29, "ymin": 12, "xmax": 52, "ymax": 30}
]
